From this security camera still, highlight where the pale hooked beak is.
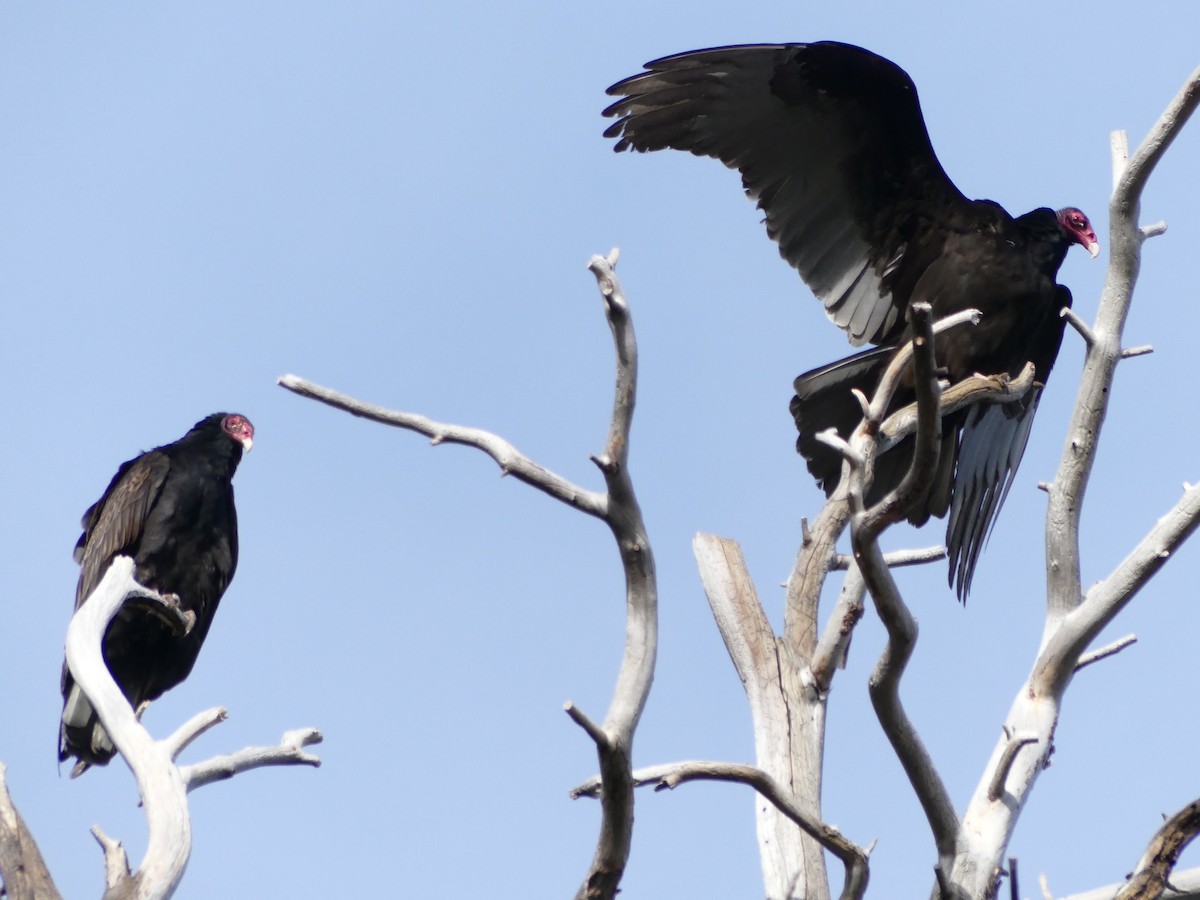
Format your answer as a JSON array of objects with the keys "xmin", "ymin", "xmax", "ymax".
[{"xmin": 1086, "ymin": 240, "xmax": 1100, "ymax": 259}]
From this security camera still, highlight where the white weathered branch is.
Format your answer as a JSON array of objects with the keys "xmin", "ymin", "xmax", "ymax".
[
  {"xmin": 180, "ymin": 729, "xmax": 323, "ymax": 792},
  {"xmin": 65, "ymin": 557, "xmax": 322, "ymax": 899},
  {"xmin": 1074, "ymin": 634, "xmax": 1137, "ymax": 672},
  {"xmin": 694, "ymin": 533, "xmax": 824, "ymax": 894},
  {"xmin": 831, "ymin": 545, "xmax": 946, "ymax": 571}
]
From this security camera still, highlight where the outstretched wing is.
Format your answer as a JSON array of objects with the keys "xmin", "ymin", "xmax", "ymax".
[{"xmin": 604, "ymin": 42, "xmax": 973, "ymax": 345}]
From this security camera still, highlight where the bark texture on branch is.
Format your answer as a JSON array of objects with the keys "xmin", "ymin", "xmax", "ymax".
[{"xmin": 0, "ymin": 764, "xmax": 62, "ymax": 900}]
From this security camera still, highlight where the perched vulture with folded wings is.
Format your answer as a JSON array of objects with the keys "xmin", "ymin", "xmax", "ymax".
[
  {"xmin": 603, "ymin": 42, "xmax": 1098, "ymax": 598},
  {"xmin": 60, "ymin": 412, "xmax": 254, "ymax": 775}
]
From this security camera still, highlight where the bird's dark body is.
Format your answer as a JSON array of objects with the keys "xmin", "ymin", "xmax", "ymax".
[
  {"xmin": 604, "ymin": 42, "xmax": 1097, "ymax": 597},
  {"xmin": 60, "ymin": 413, "xmax": 252, "ymax": 773}
]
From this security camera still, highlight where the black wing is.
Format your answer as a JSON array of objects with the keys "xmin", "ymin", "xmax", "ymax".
[
  {"xmin": 604, "ymin": 42, "xmax": 973, "ymax": 346},
  {"xmin": 946, "ymin": 393, "xmax": 1041, "ymax": 600},
  {"xmin": 74, "ymin": 451, "xmax": 171, "ymax": 608},
  {"xmin": 946, "ymin": 279, "xmax": 1072, "ymax": 599}
]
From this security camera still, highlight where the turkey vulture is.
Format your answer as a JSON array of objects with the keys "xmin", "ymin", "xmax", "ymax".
[
  {"xmin": 603, "ymin": 42, "xmax": 1099, "ymax": 598},
  {"xmin": 60, "ymin": 412, "xmax": 254, "ymax": 775}
]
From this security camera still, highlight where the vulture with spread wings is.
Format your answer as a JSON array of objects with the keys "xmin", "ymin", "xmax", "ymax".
[
  {"xmin": 60, "ymin": 412, "xmax": 254, "ymax": 775},
  {"xmin": 603, "ymin": 42, "xmax": 1098, "ymax": 598}
]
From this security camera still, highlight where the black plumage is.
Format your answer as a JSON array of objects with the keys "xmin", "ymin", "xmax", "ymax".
[
  {"xmin": 603, "ymin": 42, "xmax": 1098, "ymax": 598},
  {"xmin": 60, "ymin": 412, "xmax": 254, "ymax": 774}
]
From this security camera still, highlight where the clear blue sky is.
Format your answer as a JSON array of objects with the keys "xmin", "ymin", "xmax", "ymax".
[{"xmin": 1, "ymin": 4, "xmax": 1198, "ymax": 897}]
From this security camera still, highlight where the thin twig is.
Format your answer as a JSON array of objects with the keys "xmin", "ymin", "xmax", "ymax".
[
  {"xmin": 831, "ymin": 546, "xmax": 946, "ymax": 571},
  {"xmin": 987, "ymin": 733, "xmax": 1039, "ymax": 801},
  {"xmin": 1074, "ymin": 634, "xmax": 1138, "ymax": 672}
]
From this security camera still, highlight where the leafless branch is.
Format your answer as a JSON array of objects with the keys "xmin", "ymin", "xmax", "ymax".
[
  {"xmin": 847, "ymin": 305, "xmax": 961, "ymax": 865},
  {"xmin": 277, "ymin": 375, "xmax": 607, "ymax": 518},
  {"xmin": 64, "ymin": 557, "xmax": 322, "ymax": 900},
  {"xmin": 811, "ymin": 563, "xmax": 866, "ymax": 693},
  {"xmin": 0, "ymin": 763, "xmax": 62, "ymax": 900},
  {"xmin": 1120, "ymin": 344, "xmax": 1154, "ymax": 359},
  {"xmin": 1113, "ymin": 800, "xmax": 1200, "ymax": 900},
  {"xmin": 1061, "ymin": 306, "xmax": 1097, "ymax": 346},
  {"xmin": 284, "ymin": 251, "xmax": 656, "ymax": 900},
  {"xmin": 181, "ymin": 729, "xmax": 323, "ymax": 792},
  {"xmin": 571, "ymin": 760, "xmax": 869, "ymax": 900},
  {"xmin": 694, "ymin": 533, "xmax": 826, "ymax": 893},
  {"xmin": 164, "ymin": 707, "xmax": 229, "ymax": 760},
  {"xmin": 1046, "ymin": 65, "xmax": 1200, "ymax": 619},
  {"xmin": 1074, "ymin": 634, "xmax": 1137, "ymax": 672},
  {"xmin": 876, "ymin": 362, "xmax": 1035, "ymax": 456},
  {"xmin": 944, "ymin": 61, "xmax": 1200, "ymax": 898},
  {"xmin": 831, "ymin": 546, "xmax": 946, "ymax": 571},
  {"xmin": 90, "ymin": 826, "xmax": 129, "ymax": 895},
  {"xmin": 987, "ymin": 733, "xmax": 1039, "ymax": 802}
]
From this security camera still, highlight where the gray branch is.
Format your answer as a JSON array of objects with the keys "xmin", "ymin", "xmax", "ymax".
[
  {"xmin": 276, "ymin": 375, "xmax": 606, "ymax": 519},
  {"xmin": 0, "ymin": 763, "xmax": 62, "ymax": 900},
  {"xmin": 1112, "ymin": 799, "xmax": 1200, "ymax": 900},
  {"xmin": 572, "ymin": 760, "xmax": 869, "ymax": 900},
  {"xmin": 281, "ymin": 250, "xmax": 657, "ymax": 900},
  {"xmin": 843, "ymin": 304, "xmax": 961, "ymax": 866},
  {"xmin": 695, "ymin": 533, "xmax": 829, "ymax": 895},
  {"xmin": 944, "ymin": 62, "xmax": 1200, "ymax": 897}
]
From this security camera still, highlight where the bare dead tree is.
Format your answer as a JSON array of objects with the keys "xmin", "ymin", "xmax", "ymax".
[{"xmin": 0, "ymin": 556, "xmax": 322, "ymax": 900}]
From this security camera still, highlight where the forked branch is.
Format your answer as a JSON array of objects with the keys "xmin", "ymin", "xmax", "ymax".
[
  {"xmin": 945, "ymin": 61, "xmax": 1200, "ymax": 899},
  {"xmin": 64, "ymin": 557, "xmax": 322, "ymax": 900},
  {"xmin": 281, "ymin": 250, "xmax": 656, "ymax": 900}
]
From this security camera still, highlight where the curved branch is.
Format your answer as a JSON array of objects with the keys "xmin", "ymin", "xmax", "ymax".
[
  {"xmin": 277, "ymin": 374, "xmax": 607, "ymax": 518},
  {"xmin": 66, "ymin": 557, "xmax": 192, "ymax": 900},
  {"xmin": 283, "ymin": 253, "xmax": 659, "ymax": 900},
  {"xmin": 65, "ymin": 557, "xmax": 323, "ymax": 900},
  {"xmin": 572, "ymin": 251, "xmax": 658, "ymax": 900},
  {"xmin": 1113, "ymin": 799, "xmax": 1200, "ymax": 900},
  {"xmin": 572, "ymin": 760, "xmax": 869, "ymax": 900},
  {"xmin": 850, "ymin": 305, "xmax": 961, "ymax": 863}
]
